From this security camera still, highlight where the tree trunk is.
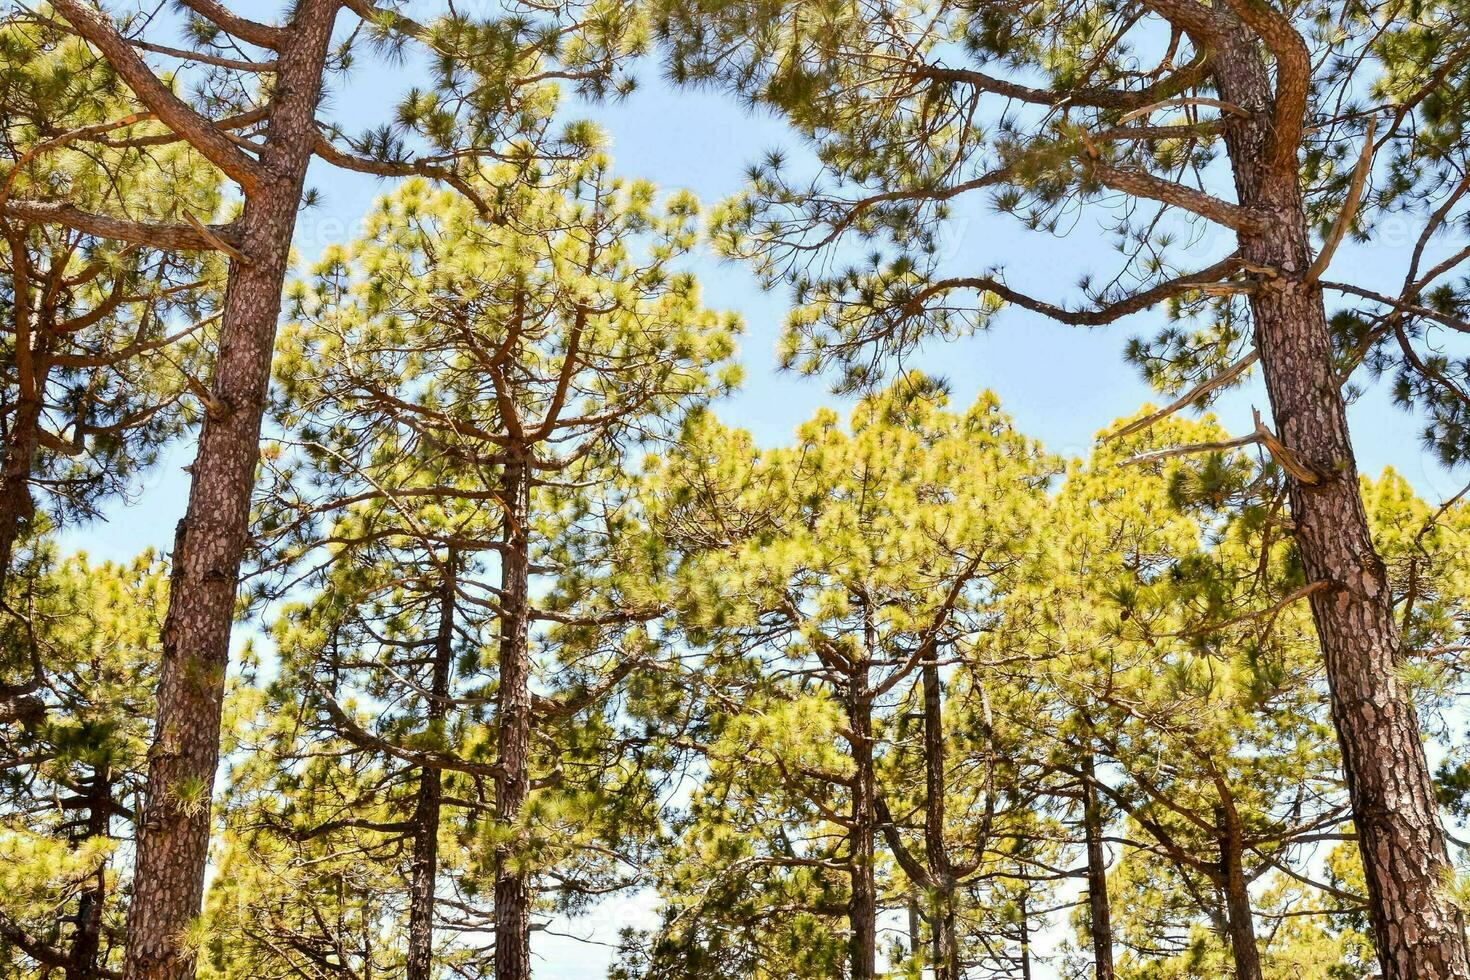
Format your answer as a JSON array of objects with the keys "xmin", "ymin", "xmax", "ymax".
[
  {"xmin": 1211, "ymin": 20, "xmax": 1470, "ymax": 980},
  {"xmin": 0, "ymin": 393, "xmax": 44, "ymax": 584},
  {"xmin": 847, "ymin": 682, "xmax": 878, "ymax": 980},
  {"xmin": 66, "ymin": 766, "xmax": 111, "ymax": 980},
  {"xmin": 1018, "ymin": 893, "xmax": 1033, "ymax": 980},
  {"xmin": 1081, "ymin": 754, "xmax": 1115, "ymax": 980},
  {"xmin": 407, "ymin": 563, "xmax": 456, "ymax": 980},
  {"xmin": 907, "ymin": 893, "xmax": 923, "ymax": 966},
  {"xmin": 122, "ymin": 5, "xmax": 340, "ymax": 977},
  {"xmin": 920, "ymin": 661, "xmax": 960, "ymax": 980},
  {"xmin": 494, "ymin": 456, "xmax": 533, "ymax": 980},
  {"xmin": 1216, "ymin": 808, "xmax": 1263, "ymax": 980}
]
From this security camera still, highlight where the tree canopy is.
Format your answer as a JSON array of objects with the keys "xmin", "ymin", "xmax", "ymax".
[{"xmin": 4, "ymin": 1, "xmax": 1470, "ymax": 980}]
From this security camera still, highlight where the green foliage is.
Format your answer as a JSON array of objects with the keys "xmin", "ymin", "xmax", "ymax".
[{"xmin": 0, "ymin": 545, "xmax": 167, "ymax": 976}]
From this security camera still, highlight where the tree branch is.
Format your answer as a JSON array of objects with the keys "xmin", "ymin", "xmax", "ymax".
[
  {"xmin": 49, "ymin": 0, "xmax": 264, "ymax": 193},
  {"xmin": 175, "ymin": 0, "xmax": 283, "ymax": 50},
  {"xmin": 914, "ymin": 255, "xmax": 1247, "ymax": 327},
  {"xmin": 0, "ymin": 199, "xmax": 240, "ymax": 252}
]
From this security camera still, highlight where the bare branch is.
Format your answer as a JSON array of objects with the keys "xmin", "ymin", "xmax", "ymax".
[
  {"xmin": 1305, "ymin": 116, "xmax": 1376, "ymax": 285},
  {"xmin": 1106, "ymin": 351, "xmax": 1259, "ymax": 442},
  {"xmin": 914, "ymin": 255, "xmax": 1247, "ymax": 326},
  {"xmin": 0, "ymin": 198, "xmax": 239, "ymax": 252},
  {"xmin": 175, "ymin": 0, "xmax": 283, "ymax": 50},
  {"xmin": 313, "ymin": 135, "xmax": 493, "ymax": 217}
]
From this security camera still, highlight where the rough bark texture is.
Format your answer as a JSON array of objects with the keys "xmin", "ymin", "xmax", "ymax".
[
  {"xmin": 407, "ymin": 565, "xmax": 455, "ymax": 980},
  {"xmin": 847, "ymin": 680, "xmax": 878, "ymax": 980},
  {"xmin": 1211, "ymin": 18, "xmax": 1470, "ymax": 980},
  {"xmin": 0, "ymin": 225, "xmax": 46, "ymax": 585},
  {"xmin": 121, "ymin": 4, "xmax": 340, "ymax": 976},
  {"xmin": 494, "ymin": 456, "xmax": 533, "ymax": 980},
  {"xmin": 1081, "ymin": 754, "xmax": 1115, "ymax": 980},
  {"xmin": 1217, "ymin": 808, "xmax": 1263, "ymax": 980}
]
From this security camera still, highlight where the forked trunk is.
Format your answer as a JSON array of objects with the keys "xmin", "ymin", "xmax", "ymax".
[{"xmin": 122, "ymin": 4, "xmax": 341, "ymax": 976}]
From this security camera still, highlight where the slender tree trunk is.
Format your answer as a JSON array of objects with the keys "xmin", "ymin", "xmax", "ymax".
[
  {"xmin": 1216, "ymin": 809, "xmax": 1263, "ymax": 980},
  {"xmin": 407, "ymin": 563, "xmax": 456, "ymax": 980},
  {"xmin": 1081, "ymin": 754, "xmax": 1115, "ymax": 980},
  {"xmin": 1018, "ymin": 893, "xmax": 1032, "ymax": 980},
  {"xmin": 66, "ymin": 766, "xmax": 111, "ymax": 980},
  {"xmin": 847, "ymin": 681, "xmax": 878, "ymax": 980},
  {"xmin": 0, "ymin": 393, "xmax": 44, "ymax": 583},
  {"xmin": 920, "ymin": 661, "xmax": 960, "ymax": 980},
  {"xmin": 907, "ymin": 893, "xmax": 923, "ymax": 966},
  {"xmin": 1209, "ymin": 19, "xmax": 1470, "ymax": 980},
  {"xmin": 122, "ymin": 5, "xmax": 340, "ymax": 976},
  {"xmin": 494, "ymin": 456, "xmax": 533, "ymax": 980}
]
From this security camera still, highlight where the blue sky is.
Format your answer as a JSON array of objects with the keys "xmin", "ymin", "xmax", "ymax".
[{"xmin": 66, "ymin": 54, "xmax": 1464, "ymax": 564}]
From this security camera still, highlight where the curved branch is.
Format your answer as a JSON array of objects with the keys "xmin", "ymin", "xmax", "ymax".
[{"xmin": 914, "ymin": 255, "xmax": 1246, "ymax": 327}]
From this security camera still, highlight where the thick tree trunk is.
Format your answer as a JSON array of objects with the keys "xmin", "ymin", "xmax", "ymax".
[
  {"xmin": 122, "ymin": 5, "xmax": 340, "ymax": 977},
  {"xmin": 407, "ymin": 564, "xmax": 456, "ymax": 980},
  {"xmin": 494, "ymin": 456, "xmax": 533, "ymax": 980},
  {"xmin": 66, "ymin": 766, "xmax": 111, "ymax": 980},
  {"xmin": 1216, "ymin": 809, "xmax": 1263, "ymax": 980},
  {"xmin": 1081, "ymin": 753, "xmax": 1115, "ymax": 980},
  {"xmin": 1211, "ymin": 22, "xmax": 1470, "ymax": 980},
  {"xmin": 847, "ymin": 683, "xmax": 878, "ymax": 980}
]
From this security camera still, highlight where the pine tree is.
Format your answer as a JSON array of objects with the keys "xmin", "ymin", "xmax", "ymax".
[
  {"xmin": 631, "ymin": 379, "xmax": 1054, "ymax": 979},
  {"xmin": 0, "ymin": 18, "xmax": 225, "ymax": 587},
  {"xmin": 0, "ymin": 4, "xmax": 649, "ymax": 973},
  {"xmin": 225, "ymin": 161, "xmax": 738, "ymax": 978}
]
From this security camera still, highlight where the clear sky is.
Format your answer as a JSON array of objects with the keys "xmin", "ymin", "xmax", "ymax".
[{"xmin": 55, "ymin": 9, "xmax": 1470, "ymax": 975}]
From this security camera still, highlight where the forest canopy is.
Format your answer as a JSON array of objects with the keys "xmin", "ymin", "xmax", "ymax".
[{"xmin": 3, "ymin": 1, "xmax": 1470, "ymax": 979}]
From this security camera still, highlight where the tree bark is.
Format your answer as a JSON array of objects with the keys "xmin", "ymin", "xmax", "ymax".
[
  {"xmin": 906, "ymin": 893, "xmax": 923, "ymax": 966},
  {"xmin": 847, "ymin": 681, "xmax": 878, "ymax": 980},
  {"xmin": 0, "ymin": 225, "xmax": 48, "ymax": 586},
  {"xmin": 1081, "ymin": 753, "xmax": 1115, "ymax": 980},
  {"xmin": 0, "ymin": 393, "xmax": 44, "ymax": 584},
  {"xmin": 407, "ymin": 562, "xmax": 456, "ymax": 980},
  {"xmin": 494, "ymin": 456, "xmax": 533, "ymax": 980},
  {"xmin": 122, "ymin": 4, "xmax": 341, "ymax": 977},
  {"xmin": 1216, "ymin": 807, "xmax": 1263, "ymax": 980},
  {"xmin": 1207, "ymin": 16, "xmax": 1470, "ymax": 979}
]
